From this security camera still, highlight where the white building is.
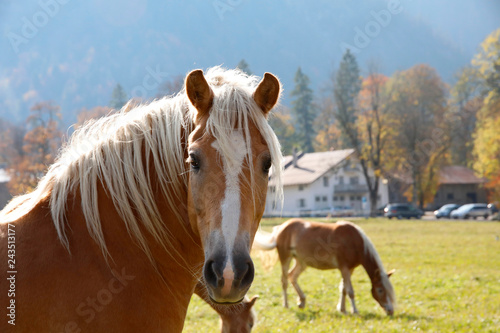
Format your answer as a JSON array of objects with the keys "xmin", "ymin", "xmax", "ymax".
[{"xmin": 265, "ymin": 149, "xmax": 389, "ymax": 217}]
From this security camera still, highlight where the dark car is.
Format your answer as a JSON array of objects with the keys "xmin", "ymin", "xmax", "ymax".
[
  {"xmin": 487, "ymin": 203, "xmax": 498, "ymax": 214},
  {"xmin": 434, "ymin": 204, "xmax": 460, "ymax": 219},
  {"xmin": 384, "ymin": 203, "xmax": 423, "ymax": 219}
]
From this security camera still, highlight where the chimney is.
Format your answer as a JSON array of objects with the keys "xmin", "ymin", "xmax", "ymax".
[{"xmin": 292, "ymin": 147, "xmax": 298, "ymax": 167}]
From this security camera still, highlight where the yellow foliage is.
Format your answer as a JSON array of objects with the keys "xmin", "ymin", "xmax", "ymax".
[{"xmin": 473, "ymin": 96, "xmax": 500, "ymax": 180}]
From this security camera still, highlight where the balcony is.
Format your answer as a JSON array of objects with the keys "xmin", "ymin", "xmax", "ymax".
[{"xmin": 334, "ymin": 184, "xmax": 369, "ymax": 193}]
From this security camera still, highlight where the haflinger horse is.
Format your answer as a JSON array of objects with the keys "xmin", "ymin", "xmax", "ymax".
[
  {"xmin": 254, "ymin": 219, "xmax": 395, "ymax": 315},
  {"xmin": 194, "ymin": 281, "xmax": 258, "ymax": 333},
  {"xmin": 0, "ymin": 67, "xmax": 284, "ymax": 333}
]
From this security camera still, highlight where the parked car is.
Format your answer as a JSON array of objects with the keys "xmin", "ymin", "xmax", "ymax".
[
  {"xmin": 487, "ymin": 203, "xmax": 498, "ymax": 214},
  {"xmin": 384, "ymin": 203, "xmax": 423, "ymax": 219},
  {"xmin": 330, "ymin": 206, "xmax": 355, "ymax": 217},
  {"xmin": 450, "ymin": 203, "xmax": 491, "ymax": 219},
  {"xmin": 434, "ymin": 204, "xmax": 460, "ymax": 219}
]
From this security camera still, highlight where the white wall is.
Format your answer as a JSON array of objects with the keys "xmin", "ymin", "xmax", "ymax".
[{"xmin": 264, "ymin": 159, "xmax": 389, "ymax": 216}]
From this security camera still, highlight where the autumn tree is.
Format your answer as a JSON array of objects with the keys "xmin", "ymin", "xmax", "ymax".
[
  {"xmin": 7, "ymin": 101, "xmax": 63, "ymax": 195},
  {"xmin": 332, "ymin": 52, "xmax": 390, "ymax": 215},
  {"xmin": 472, "ymin": 28, "xmax": 500, "ymax": 203},
  {"xmin": 290, "ymin": 67, "xmax": 316, "ymax": 153},
  {"xmin": 386, "ymin": 64, "xmax": 449, "ymax": 208},
  {"xmin": 110, "ymin": 83, "xmax": 128, "ymax": 109},
  {"xmin": 448, "ymin": 67, "xmax": 483, "ymax": 166},
  {"xmin": 472, "ymin": 28, "xmax": 500, "ymax": 96},
  {"xmin": 314, "ymin": 94, "xmax": 342, "ymax": 151}
]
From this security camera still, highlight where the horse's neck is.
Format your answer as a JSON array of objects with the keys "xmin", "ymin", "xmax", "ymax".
[
  {"xmin": 66, "ymin": 174, "xmax": 202, "ymax": 282},
  {"xmin": 362, "ymin": 250, "xmax": 382, "ymax": 283}
]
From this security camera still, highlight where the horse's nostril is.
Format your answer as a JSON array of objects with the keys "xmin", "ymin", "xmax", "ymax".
[
  {"xmin": 204, "ymin": 260, "xmax": 219, "ymax": 289},
  {"xmin": 241, "ymin": 261, "xmax": 254, "ymax": 287}
]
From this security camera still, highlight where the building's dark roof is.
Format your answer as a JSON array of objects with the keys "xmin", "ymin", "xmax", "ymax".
[{"xmin": 439, "ymin": 166, "xmax": 486, "ymax": 185}]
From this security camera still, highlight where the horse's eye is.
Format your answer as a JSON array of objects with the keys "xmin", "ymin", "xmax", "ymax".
[
  {"xmin": 262, "ymin": 157, "xmax": 272, "ymax": 174},
  {"xmin": 188, "ymin": 153, "xmax": 200, "ymax": 171},
  {"xmin": 377, "ymin": 288, "xmax": 383, "ymax": 294}
]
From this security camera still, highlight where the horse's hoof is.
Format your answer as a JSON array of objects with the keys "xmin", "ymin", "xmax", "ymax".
[{"xmin": 298, "ymin": 300, "xmax": 306, "ymax": 309}]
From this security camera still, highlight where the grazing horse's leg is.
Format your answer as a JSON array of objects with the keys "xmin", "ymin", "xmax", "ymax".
[
  {"xmin": 279, "ymin": 253, "xmax": 292, "ymax": 308},
  {"xmin": 337, "ymin": 278, "xmax": 347, "ymax": 313},
  {"xmin": 289, "ymin": 260, "xmax": 307, "ymax": 308},
  {"xmin": 339, "ymin": 268, "xmax": 358, "ymax": 314}
]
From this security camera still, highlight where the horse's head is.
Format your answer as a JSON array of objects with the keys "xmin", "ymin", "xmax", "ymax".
[
  {"xmin": 185, "ymin": 68, "xmax": 281, "ymax": 304},
  {"xmin": 371, "ymin": 268, "xmax": 396, "ymax": 315},
  {"xmin": 220, "ymin": 295, "xmax": 258, "ymax": 333}
]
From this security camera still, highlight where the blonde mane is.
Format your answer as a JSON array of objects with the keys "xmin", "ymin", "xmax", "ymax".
[{"xmin": 0, "ymin": 67, "xmax": 284, "ymax": 261}]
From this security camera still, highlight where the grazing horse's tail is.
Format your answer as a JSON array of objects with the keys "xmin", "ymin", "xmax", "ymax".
[
  {"xmin": 253, "ymin": 228, "xmax": 278, "ymax": 250},
  {"xmin": 252, "ymin": 227, "xmax": 280, "ymax": 271}
]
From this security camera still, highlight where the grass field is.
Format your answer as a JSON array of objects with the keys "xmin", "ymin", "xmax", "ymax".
[{"xmin": 184, "ymin": 218, "xmax": 500, "ymax": 332}]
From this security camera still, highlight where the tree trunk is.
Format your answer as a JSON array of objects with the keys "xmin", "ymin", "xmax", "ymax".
[{"xmin": 369, "ymin": 176, "xmax": 379, "ymax": 217}]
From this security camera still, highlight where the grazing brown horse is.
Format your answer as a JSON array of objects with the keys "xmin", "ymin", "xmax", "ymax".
[
  {"xmin": 0, "ymin": 67, "xmax": 283, "ymax": 332},
  {"xmin": 194, "ymin": 281, "xmax": 258, "ymax": 333},
  {"xmin": 254, "ymin": 219, "xmax": 395, "ymax": 315}
]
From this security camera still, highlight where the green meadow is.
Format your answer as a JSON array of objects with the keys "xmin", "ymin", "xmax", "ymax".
[{"xmin": 184, "ymin": 218, "xmax": 500, "ymax": 332}]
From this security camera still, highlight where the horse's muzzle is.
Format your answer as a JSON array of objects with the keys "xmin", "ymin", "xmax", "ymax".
[{"xmin": 203, "ymin": 251, "xmax": 254, "ymax": 304}]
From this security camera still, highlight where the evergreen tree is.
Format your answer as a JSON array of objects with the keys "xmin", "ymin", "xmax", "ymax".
[
  {"xmin": 236, "ymin": 59, "xmax": 252, "ymax": 76},
  {"xmin": 110, "ymin": 84, "xmax": 128, "ymax": 110},
  {"xmin": 333, "ymin": 49, "xmax": 362, "ymax": 148},
  {"xmin": 290, "ymin": 67, "xmax": 316, "ymax": 153},
  {"xmin": 333, "ymin": 52, "xmax": 389, "ymax": 215}
]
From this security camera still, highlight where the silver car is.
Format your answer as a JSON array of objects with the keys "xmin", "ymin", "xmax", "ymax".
[{"xmin": 450, "ymin": 203, "xmax": 491, "ymax": 220}]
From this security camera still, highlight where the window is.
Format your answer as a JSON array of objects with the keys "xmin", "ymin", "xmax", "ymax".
[
  {"xmin": 298, "ymin": 185, "xmax": 304, "ymax": 191},
  {"xmin": 323, "ymin": 176, "xmax": 329, "ymax": 187},
  {"xmin": 315, "ymin": 196, "xmax": 320, "ymax": 202},
  {"xmin": 350, "ymin": 196, "xmax": 355, "ymax": 201},
  {"xmin": 272, "ymin": 201, "xmax": 276, "ymax": 209},
  {"xmin": 338, "ymin": 176, "xmax": 344, "ymax": 185},
  {"xmin": 322, "ymin": 196, "xmax": 327, "ymax": 202},
  {"xmin": 270, "ymin": 186, "xmax": 276, "ymax": 193},
  {"xmin": 356, "ymin": 196, "xmax": 361, "ymax": 201},
  {"xmin": 340, "ymin": 196, "xmax": 345, "ymax": 201},
  {"xmin": 447, "ymin": 193, "xmax": 454, "ymax": 200},
  {"xmin": 333, "ymin": 196, "xmax": 338, "ymax": 201},
  {"xmin": 349, "ymin": 176, "xmax": 359, "ymax": 185},
  {"xmin": 298, "ymin": 199, "xmax": 306, "ymax": 208}
]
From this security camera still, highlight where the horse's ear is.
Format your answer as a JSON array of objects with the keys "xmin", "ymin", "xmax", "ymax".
[
  {"xmin": 387, "ymin": 269, "xmax": 396, "ymax": 278},
  {"xmin": 248, "ymin": 295, "xmax": 259, "ymax": 308},
  {"xmin": 185, "ymin": 69, "xmax": 214, "ymax": 118},
  {"xmin": 253, "ymin": 73, "xmax": 280, "ymax": 116}
]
